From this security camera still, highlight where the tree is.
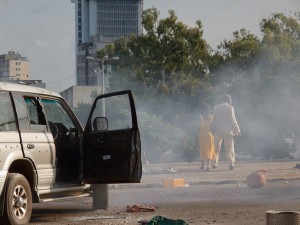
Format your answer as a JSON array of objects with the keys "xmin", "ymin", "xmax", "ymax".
[
  {"xmin": 257, "ymin": 13, "xmax": 300, "ymax": 157},
  {"xmin": 228, "ymin": 13, "xmax": 300, "ymax": 159},
  {"xmin": 99, "ymin": 8, "xmax": 213, "ymax": 100},
  {"xmin": 259, "ymin": 12, "xmax": 300, "ymax": 77},
  {"xmin": 73, "ymin": 89, "xmax": 100, "ymax": 125},
  {"xmin": 208, "ymin": 12, "xmax": 300, "ymax": 160},
  {"xmin": 212, "ymin": 28, "xmax": 260, "ymax": 89},
  {"xmin": 98, "ymin": 8, "xmax": 216, "ymax": 119},
  {"xmin": 219, "ymin": 28, "xmax": 261, "ymax": 63},
  {"xmin": 138, "ymin": 111, "xmax": 196, "ymax": 163}
]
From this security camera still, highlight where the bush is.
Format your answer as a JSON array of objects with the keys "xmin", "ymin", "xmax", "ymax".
[{"xmin": 138, "ymin": 111, "xmax": 197, "ymax": 163}]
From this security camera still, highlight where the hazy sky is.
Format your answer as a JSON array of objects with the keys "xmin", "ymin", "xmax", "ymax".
[{"xmin": 0, "ymin": 0, "xmax": 299, "ymax": 92}]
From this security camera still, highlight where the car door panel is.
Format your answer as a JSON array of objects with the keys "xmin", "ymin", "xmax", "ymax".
[
  {"xmin": 83, "ymin": 129, "xmax": 132, "ymax": 181},
  {"xmin": 21, "ymin": 131, "xmax": 56, "ymax": 189},
  {"xmin": 83, "ymin": 90, "xmax": 142, "ymax": 184}
]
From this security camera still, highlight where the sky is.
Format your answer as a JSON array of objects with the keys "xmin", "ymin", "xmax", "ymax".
[{"xmin": 0, "ymin": 0, "xmax": 299, "ymax": 93}]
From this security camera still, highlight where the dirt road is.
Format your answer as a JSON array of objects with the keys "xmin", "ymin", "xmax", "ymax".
[{"xmin": 29, "ymin": 160, "xmax": 300, "ymax": 225}]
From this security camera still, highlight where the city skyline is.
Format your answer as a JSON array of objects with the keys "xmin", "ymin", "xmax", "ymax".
[{"xmin": 0, "ymin": 0, "xmax": 299, "ymax": 92}]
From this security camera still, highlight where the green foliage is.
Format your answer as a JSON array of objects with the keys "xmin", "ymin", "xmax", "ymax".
[
  {"xmin": 73, "ymin": 90, "xmax": 100, "ymax": 126},
  {"xmin": 138, "ymin": 111, "xmax": 197, "ymax": 163},
  {"xmin": 260, "ymin": 13, "xmax": 300, "ymax": 70},
  {"xmin": 74, "ymin": 102, "xmax": 92, "ymax": 126},
  {"xmin": 212, "ymin": 29, "xmax": 261, "ymax": 87},
  {"xmin": 100, "ymin": 8, "xmax": 212, "ymax": 98},
  {"xmin": 218, "ymin": 28, "xmax": 260, "ymax": 63},
  {"xmin": 180, "ymin": 135, "xmax": 197, "ymax": 162},
  {"xmin": 222, "ymin": 12, "xmax": 300, "ymax": 159}
]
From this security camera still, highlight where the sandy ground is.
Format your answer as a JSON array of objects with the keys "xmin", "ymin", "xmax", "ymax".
[
  {"xmin": 30, "ymin": 197, "xmax": 299, "ymax": 225},
  {"xmin": 29, "ymin": 161, "xmax": 300, "ymax": 225},
  {"xmin": 31, "ymin": 202, "xmax": 261, "ymax": 225}
]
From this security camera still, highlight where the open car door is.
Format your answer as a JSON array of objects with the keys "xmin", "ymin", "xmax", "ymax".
[{"xmin": 82, "ymin": 90, "xmax": 142, "ymax": 184}]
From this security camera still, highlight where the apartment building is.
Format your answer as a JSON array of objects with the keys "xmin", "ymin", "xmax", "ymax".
[{"xmin": 0, "ymin": 51, "xmax": 30, "ymax": 81}]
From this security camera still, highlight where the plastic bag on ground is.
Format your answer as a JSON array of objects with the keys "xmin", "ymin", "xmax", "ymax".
[{"xmin": 146, "ymin": 216, "xmax": 188, "ymax": 225}]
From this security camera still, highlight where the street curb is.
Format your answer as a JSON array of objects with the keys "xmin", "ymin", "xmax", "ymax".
[{"xmin": 109, "ymin": 176, "xmax": 300, "ymax": 189}]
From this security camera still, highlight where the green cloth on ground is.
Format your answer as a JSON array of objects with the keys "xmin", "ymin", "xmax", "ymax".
[{"xmin": 147, "ymin": 216, "xmax": 188, "ymax": 225}]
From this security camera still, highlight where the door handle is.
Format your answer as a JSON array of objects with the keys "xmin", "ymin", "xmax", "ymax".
[
  {"xmin": 27, "ymin": 144, "xmax": 35, "ymax": 149},
  {"xmin": 97, "ymin": 138, "xmax": 105, "ymax": 144}
]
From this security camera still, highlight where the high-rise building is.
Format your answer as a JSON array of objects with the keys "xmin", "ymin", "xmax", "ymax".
[
  {"xmin": 72, "ymin": 0, "xmax": 143, "ymax": 86},
  {"xmin": 0, "ymin": 51, "xmax": 30, "ymax": 81}
]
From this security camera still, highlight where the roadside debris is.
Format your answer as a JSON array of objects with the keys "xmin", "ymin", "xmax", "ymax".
[
  {"xmin": 294, "ymin": 163, "xmax": 300, "ymax": 169},
  {"xmin": 70, "ymin": 215, "xmax": 127, "ymax": 221},
  {"xmin": 163, "ymin": 166, "xmax": 177, "ymax": 174},
  {"xmin": 138, "ymin": 219, "xmax": 149, "ymax": 225},
  {"xmin": 162, "ymin": 179, "xmax": 185, "ymax": 188},
  {"xmin": 143, "ymin": 166, "xmax": 152, "ymax": 174},
  {"xmin": 236, "ymin": 182, "xmax": 243, "ymax": 187},
  {"xmin": 126, "ymin": 205, "xmax": 156, "ymax": 213},
  {"xmin": 140, "ymin": 216, "xmax": 189, "ymax": 225}
]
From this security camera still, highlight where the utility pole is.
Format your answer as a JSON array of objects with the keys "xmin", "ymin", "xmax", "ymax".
[{"xmin": 86, "ymin": 55, "xmax": 119, "ymax": 116}]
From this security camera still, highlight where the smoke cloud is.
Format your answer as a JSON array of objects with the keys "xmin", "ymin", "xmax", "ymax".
[{"xmin": 107, "ymin": 48, "xmax": 300, "ymax": 164}]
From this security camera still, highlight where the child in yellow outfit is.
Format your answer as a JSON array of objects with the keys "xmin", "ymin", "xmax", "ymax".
[{"xmin": 199, "ymin": 111, "xmax": 216, "ymax": 171}]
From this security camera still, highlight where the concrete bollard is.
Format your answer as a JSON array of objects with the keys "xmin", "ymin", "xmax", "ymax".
[{"xmin": 266, "ymin": 210, "xmax": 300, "ymax": 225}]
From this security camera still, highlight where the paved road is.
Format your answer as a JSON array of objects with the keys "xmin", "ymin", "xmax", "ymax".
[{"xmin": 29, "ymin": 160, "xmax": 300, "ymax": 225}]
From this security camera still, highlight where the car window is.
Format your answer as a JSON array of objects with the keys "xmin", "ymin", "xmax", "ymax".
[
  {"xmin": 0, "ymin": 92, "xmax": 17, "ymax": 131},
  {"xmin": 12, "ymin": 94, "xmax": 30, "ymax": 131},
  {"xmin": 24, "ymin": 97, "xmax": 46, "ymax": 125},
  {"xmin": 13, "ymin": 95, "xmax": 48, "ymax": 132},
  {"xmin": 41, "ymin": 99, "xmax": 75, "ymax": 131},
  {"xmin": 91, "ymin": 94, "xmax": 132, "ymax": 131},
  {"xmin": 21, "ymin": 96, "xmax": 47, "ymax": 132}
]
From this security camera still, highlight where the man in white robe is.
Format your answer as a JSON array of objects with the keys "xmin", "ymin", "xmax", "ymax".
[{"xmin": 212, "ymin": 94, "xmax": 240, "ymax": 170}]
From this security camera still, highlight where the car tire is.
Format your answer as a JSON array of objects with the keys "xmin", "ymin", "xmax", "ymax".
[
  {"xmin": 2, "ymin": 173, "xmax": 32, "ymax": 225},
  {"xmin": 92, "ymin": 184, "xmax": 108, "ymax": 210}
]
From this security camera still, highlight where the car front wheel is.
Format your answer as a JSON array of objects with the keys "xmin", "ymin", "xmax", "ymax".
[{"xmin": 2, "ymin": 173, "xmax": 32, "ymax": 225}]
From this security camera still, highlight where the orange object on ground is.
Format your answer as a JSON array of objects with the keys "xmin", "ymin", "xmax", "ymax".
[
  {"xmin": 163, "ymin": 179, "xmax": 185, "ymax": 187},
  {"xmin": 246, "ymin": 171, "xmax": 266, "ymax": 188}
]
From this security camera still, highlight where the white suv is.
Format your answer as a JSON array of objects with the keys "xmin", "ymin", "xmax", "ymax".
[{"xmin": 0, "ymin": 82, "xmax": 142, "ymax": 225}]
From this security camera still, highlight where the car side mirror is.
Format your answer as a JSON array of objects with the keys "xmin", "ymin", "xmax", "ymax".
[{"xmin": 93, "ymin": 117, "xmax": 108, "ymax": 131}]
